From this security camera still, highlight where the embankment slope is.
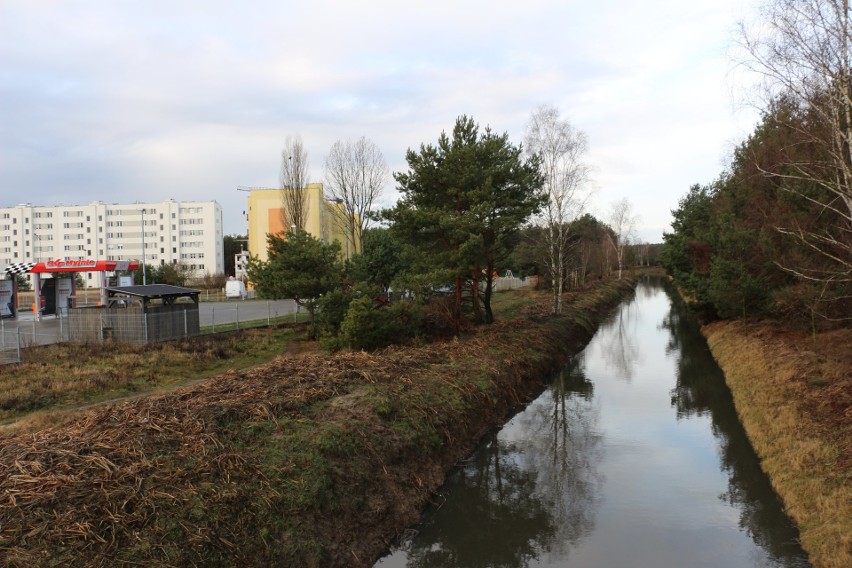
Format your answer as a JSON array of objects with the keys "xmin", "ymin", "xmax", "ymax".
[
  {"xmin": 703, "ymin": 321, "xmax": 851, "ymax": 568},
  {"xmin": 0, "ymin": 278, "xmax": 636, "ymax": 567}
]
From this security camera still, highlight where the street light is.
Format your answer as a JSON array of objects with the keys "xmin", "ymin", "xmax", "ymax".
[{"xmin": 141, "ymin": 208, "xmax": 147, "ymax": 285}]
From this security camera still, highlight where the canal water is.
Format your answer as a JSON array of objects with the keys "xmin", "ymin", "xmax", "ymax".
[{"xmin": 374, "ymin": 278, "xmax": 810, "ymax": 568}]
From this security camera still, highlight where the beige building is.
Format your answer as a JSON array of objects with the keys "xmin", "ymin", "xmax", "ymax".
[{"xmin": 246, "ymin": 183, "xmax": 358, "ymax": 262}]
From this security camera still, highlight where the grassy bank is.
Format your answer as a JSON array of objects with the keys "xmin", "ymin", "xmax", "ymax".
[
  {"xmin": 0, "ymin": 277, "xmax": 636, "ymax": 567},
  {"xmin": 703, "ymin": 321, "xmax": 851, "ymax": 568},
  {"xmin": 0, "ymin": 325, "xmax": 307, "ymax": 432}
]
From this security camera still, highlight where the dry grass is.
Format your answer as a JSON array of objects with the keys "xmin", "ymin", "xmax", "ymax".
[
  {"xmin": 0, "ymin": 278, "xmax": 637, "ymax": 567},
  {"xmin": 0, "ymin": 325, "xmax": 303, "ymax": 432},
  {"xmin": 703, "ymin": 321, "xmax": 852, "ymax": 568}
]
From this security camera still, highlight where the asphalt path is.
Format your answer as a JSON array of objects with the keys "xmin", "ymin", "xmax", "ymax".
[{"xmin": 0, "ymin": 299, "xmax": 300, "ymax": 347}]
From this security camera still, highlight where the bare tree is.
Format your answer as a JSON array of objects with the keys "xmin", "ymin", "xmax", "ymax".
[
  {"xmin": 279, "ymin": 135, "xmax": 310, "ymax": 232},
  {"xmin": 525, "ymin": 104, "xmax": 591, "ymax": 314},
  {"xmin": 736, "ymin": 0, "xmax": 852, "ymax": 282},
  {"xmin": 323, "ymin": 136, "xmax": 388, "ymax": 259},
  {"xmin": 606, "ymin": 198, "xmax": 639, "ymax": 279}
]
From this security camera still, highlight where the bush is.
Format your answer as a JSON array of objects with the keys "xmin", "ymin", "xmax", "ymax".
[
  {"xmin": 340, "ymin": 298, "xmax": 422, "ymax": 351},
  {"xmin": 317, "ymin": 289, "xmax": 352, "ymax": 337}
]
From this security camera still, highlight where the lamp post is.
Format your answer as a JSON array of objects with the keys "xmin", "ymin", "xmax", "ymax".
[{"xmin": 141, "ymin": 208, "xmax": 147, "ymax": 285}]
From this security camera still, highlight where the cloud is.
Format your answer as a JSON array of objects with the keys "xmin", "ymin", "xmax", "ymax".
[{"xmin": 1, "ymin": 0, "xmax": 760, "ymax": 240}]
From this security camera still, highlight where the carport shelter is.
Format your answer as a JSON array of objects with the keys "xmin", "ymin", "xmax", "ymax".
[{"xmin": 68, "ymin": 284, "xmax": 201, "ymax": 343}]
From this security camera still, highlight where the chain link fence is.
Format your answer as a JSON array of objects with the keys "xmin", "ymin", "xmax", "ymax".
[
  {"xmin": 0, "ymin": 329, "xmax": 22, "ymax": 365},
  {"xmin": 0, "ymin": 300, "xmax": 301, "ymax": 365},
  {"xmin": 68, "ymin": 306, "xmax": 200, "ymax": 344}
]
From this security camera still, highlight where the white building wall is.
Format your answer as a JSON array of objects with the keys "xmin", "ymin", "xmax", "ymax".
[{"xmin": 0, "ymin": 200, "xmax": 224, "ymax": 287}]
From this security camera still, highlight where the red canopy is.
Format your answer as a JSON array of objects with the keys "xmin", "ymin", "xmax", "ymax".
[{"xmin": 29, "ymin": 259, "xmax": 140, "ymax": 273}]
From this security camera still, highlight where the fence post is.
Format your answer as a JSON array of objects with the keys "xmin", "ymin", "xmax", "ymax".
[
  {"xmin": 32, "ymin": 318, "xmax": 36, "ymax": 344},
  {"xmin": 211, "ymin": 307, "xmax": 215, "ymax": 334},
  {"xmin": 144, "ymin": 312, "xmax": 149, "ymax": 343},
  {"xmin": 184, "ymin": 309, "xmax": 188, "ymax": 337},
  {"xmin": 235, "ymin": 305, "xmax": 239, "ymax": 330},
  {"xmin": 267, "ymin": 301, "xmax": 271, "ymax": 326},
  {"xmin": 1, "ymin": 317, "xmax": 4, "ymax": 348},
  {"xmin": 59, "ymin": 311, "xmax": 63, "ymax": 342},
  {"xmin": 17, "ymin": 328, "xmax": 21, "ymax": 362}
]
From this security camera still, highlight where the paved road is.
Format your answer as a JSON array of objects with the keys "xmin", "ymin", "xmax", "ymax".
[{"xmin": 0, "ymin": 299, "xmax": 301, "ymax": 347}]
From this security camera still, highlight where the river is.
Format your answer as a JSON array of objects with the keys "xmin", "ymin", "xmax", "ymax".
[{"xmin": 374, "ymin": 278, "xmax": 810, "ymax": 568}]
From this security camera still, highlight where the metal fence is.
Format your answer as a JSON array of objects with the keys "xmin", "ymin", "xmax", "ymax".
[
  {"xmin": 0, "ymin": 330, "xmax": 21, "ymax": 365},
  {"xmin": 1, "ymin": 314, "xmax": 71, "ymax": 348},
  {"xmin": 68, "ymin": 305, "xmax": 200, "ymax": 344}
]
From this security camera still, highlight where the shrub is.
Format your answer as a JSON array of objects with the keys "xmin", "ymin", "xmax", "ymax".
[
  {"xmin": 340, "ymin": 298, "xmax": 422, "ymax": 351},
  {"xmin": 317, "ymin": 289, "xmax": 352, "ymax": 337}
]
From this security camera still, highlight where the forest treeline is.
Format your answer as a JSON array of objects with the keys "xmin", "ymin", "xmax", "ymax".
[
  {"xmin": 662, "ymin": 0, "xmax": 852, "ymax": 331},
  {"xmin": 661, "ymin": 96, "xmax": 851, "ymax": 329}
]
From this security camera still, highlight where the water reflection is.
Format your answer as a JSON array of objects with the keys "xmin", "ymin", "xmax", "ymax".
[
  {"xmin": 375, "ymin": 279, "xmax": 810, "ymax": 568},
  {"xmin": 660, "ymin": 284, "xmax": 810, "ymax": 566},
  {"xmin": 387, "ymin": 358, "xmax": 603, "ymax": 568},
  {"xmin": 398, "ymin": 434, "xmax": 555, "ymax": 568},
  {"xmin": 515, "ymin": 356, "xmax": 603, "ymax": 558},
  {"xmin": 597, "ymin": 290, "xmax": 640, "ymax": 381}
]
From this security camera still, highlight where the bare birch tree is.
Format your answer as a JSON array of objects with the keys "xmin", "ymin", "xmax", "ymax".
[
  {"xmin": 525, "ymin": 104, "xmax": 591, "ymax": 314},
  {"xmin": 279, "ymin": 135, "xmax": 310, "ymax": 232},
  {"xmin": 606, "ymin": 198, "xmax": 639, "ymax": 280},
  {"xmin": 737, "ymin": 0, "xmax": 852, "ymax": 282},
  {"xmin": 323, "ymin": 136, "xmax": 388, "ymax": 259}
]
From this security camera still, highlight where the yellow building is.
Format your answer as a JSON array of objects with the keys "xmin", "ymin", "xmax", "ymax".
[{"xmin": 246, "ymin": 183, "xmax": 357, "ymax": 262}]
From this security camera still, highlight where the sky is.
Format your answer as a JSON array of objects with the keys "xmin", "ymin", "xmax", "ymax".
[{"xmin": 0, "ymin": 0, "xmax": 763, "ymax": 242}]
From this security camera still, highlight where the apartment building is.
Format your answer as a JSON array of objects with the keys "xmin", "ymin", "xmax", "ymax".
[
  {"xmin": 0, "ymin": 200, "xmax": 224, "ymax": 287},
  {"xmin": 245, "ymin": 183, "xmax": 355, "ymax": 263}
]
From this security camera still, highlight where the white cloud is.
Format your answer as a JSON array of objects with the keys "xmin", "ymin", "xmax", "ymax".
[{"xmin": 1, "ymin": 0, "xmax": 762, "ymax": 239}]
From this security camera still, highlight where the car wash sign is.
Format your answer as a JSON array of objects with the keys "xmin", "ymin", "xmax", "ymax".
[
  {"xmin": 3, "ymin": 259, "xmax": 138, "ymax": 275},
  {"xmin": 45, "ymin": 258, "xmax": 98, "ymax": 270}
]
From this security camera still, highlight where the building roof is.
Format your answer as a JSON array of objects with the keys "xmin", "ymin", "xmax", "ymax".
[{"xmin": 105, "ymin": 284, "xmax": 200, "ymax": 299}]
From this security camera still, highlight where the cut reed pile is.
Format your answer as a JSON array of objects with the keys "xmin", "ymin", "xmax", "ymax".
[
  {"xmin": 0, "ymin": 278, "xmax": 636, "ymax": 567},
  {"xmin": 703, "ymin": 321, "xmax": 851, "ymax": 568}
]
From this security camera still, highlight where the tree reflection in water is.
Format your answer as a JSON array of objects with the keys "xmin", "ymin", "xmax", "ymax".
[
  {"xmin": 377, "ymin": 279, "xmax": 810, "ymax": 568},
  {"xmin": 660, "ymin": 282, "xmax": 811, "ymax": 567},
  {"xmin": 597, "ymin": 290, "xmax": 640, "ymax": 381},
  {"xmin": 400, "ymin": 357, "xmax": 603, "ymax": 568},
  {"xmin": 517, "ymin": 355, "xmax": 603, "ymax": 561}
]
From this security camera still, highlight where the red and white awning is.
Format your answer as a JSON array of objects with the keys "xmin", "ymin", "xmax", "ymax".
[{"xmin": 4, "ymin": 259, "xmax": 140, "ymax": 274}]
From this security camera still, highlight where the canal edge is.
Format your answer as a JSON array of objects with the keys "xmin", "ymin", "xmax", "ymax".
[{"xmin": 702, "ymin": 321, "xmax": 851, "ymax": 568}]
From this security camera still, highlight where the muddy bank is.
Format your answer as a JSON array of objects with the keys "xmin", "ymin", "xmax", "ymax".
[
  {"xmin": 703, "ymin": 321, "xmax": 851, "ymax": 568},
  {"xmin": 0, "ymin": 278, "xmax": 636, "ymax": 567}
]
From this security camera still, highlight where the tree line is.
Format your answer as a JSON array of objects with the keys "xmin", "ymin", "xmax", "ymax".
[
  {"xmin": 662, "ymin": 0, "xmax": 851, "ymax": 331},
  {"xmin": 246, "ymin": 108, "xmax": 651, "ymax": 349}
]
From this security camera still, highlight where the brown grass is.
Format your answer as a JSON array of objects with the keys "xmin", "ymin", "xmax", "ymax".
[
  {"xmin": 0, "ymin": 325, "xmax": 303, "ymax": 432},
  {"xmin": 0, "ymin": 278, "xmax": 637, "ymax": 567},
  {"xmin": 703, "ymin": 321, "xmax": 852, "ymax": 568}
]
